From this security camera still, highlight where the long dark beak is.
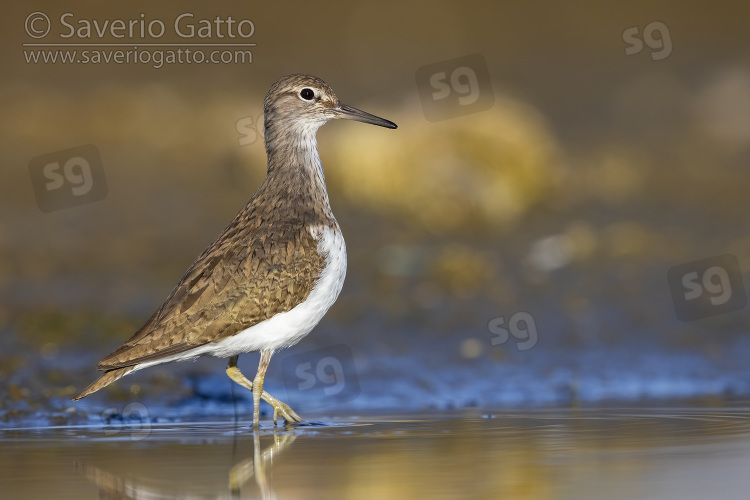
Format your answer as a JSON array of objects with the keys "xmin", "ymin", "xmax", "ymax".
[{"xmin": 336, "ymin": 103, "xmax": 397, "ymax": 129}]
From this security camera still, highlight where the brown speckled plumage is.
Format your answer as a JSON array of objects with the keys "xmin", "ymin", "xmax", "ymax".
[{"xmin": 96, "ymin": 168, "xmax": 331, "ymax": 371}]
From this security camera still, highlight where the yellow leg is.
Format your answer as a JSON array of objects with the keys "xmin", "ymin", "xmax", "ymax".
[
  {"xmin": 251, "ymin": 351, "xmax": 270, "ymax": 427},
  {"xmin": 226, "ymin": 354, "xmax": 303, "ymax": 426}
]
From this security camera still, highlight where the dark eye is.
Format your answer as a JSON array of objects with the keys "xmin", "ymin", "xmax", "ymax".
[{"xmin": 300, "ymin": 88, "xmax": 315, "ymax": 100}]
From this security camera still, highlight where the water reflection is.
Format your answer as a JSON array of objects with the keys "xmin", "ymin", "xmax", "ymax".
[
  {"xmin": 229, "ymin": 432, "xmax": 297, "ymax": 499},
  {"xmin": 76, "ymin": 427, "xmax": 298, "ymax": 500},
  {"xmin": 3, "ymin": 409, "xmax": 750, "ymax": 499}
]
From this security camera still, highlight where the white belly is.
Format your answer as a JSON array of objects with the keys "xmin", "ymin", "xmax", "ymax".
[
  {"xmin": 134, "ymin": 224, "xmax": 346, "ymax": 371},
  {"xmin": 214, "ymin": 223, "xmax": 347, "ymax": 354}
]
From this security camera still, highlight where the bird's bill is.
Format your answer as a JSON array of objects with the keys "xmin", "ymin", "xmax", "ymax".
[{"xmin": 336, "ymin": 104, "xmax": 397, "ymax": 129}]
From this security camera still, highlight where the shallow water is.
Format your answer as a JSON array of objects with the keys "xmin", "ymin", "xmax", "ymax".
[{"xmin": 2, "ymin": 407, "xmax": 749, "ymax": 500}]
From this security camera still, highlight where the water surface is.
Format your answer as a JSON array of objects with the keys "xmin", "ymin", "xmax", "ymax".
[{"xmin": 2, "ymin": 407, "xmax": 749, "ymax": 499}]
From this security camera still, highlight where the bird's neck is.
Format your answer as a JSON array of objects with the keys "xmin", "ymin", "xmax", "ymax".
[{"xmin": 261, "ymin": 125, "xmax": 333, "ymax": 220}]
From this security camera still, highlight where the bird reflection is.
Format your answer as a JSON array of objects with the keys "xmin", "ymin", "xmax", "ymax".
[
  {"xmin": 229, "ymin": 432, "xmax": 297, "ymax": 499},
  {"xmin": 75, "ymin": 429, "xmax": 297, "ymax": 500}
]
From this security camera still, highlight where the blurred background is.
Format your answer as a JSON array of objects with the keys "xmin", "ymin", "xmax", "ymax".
[{"xmin": 2, "ymin": 0, "xmax": 750, "ymax": 425}]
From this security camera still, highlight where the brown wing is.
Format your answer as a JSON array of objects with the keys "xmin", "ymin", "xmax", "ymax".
[{"xmin": 97, "ymin": 207, "xmax": 326, "ymax": 371}]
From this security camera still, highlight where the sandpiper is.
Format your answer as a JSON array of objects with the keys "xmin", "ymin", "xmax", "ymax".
[{"xmin": 73, "ymin": 74, "xmax": 397, "ymax": 426}]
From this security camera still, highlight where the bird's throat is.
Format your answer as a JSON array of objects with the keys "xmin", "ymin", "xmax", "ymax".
[{"xmin": 262, "ymin": 126, "xmax": 333, "ymax": 220}]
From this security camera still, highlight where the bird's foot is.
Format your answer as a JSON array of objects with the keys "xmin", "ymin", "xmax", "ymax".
[
  {"xmin": 258, "ymin": 390, "xmax": 302, "ymax": 425},
  {"xmin": 227, "ymin": 354, "xmax": 303, "ymax": 426},
  {"xmin": 271, "ymin": 399, "xmax": 303, "ymax": 426}
]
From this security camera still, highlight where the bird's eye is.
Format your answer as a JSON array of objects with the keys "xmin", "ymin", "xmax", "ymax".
[{"xmin": 300, "ymin": 88, "xmax": 315, "ymax": 101}]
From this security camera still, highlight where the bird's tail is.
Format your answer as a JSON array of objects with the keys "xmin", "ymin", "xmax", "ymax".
[{"xmin": 72, "ymin": 366, "xmax": 136, "ymax": 401}]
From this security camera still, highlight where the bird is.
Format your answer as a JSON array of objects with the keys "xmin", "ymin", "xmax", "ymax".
[{"xmin": 72, "ymin": 74, "xmax": 397, "ymax": 427}]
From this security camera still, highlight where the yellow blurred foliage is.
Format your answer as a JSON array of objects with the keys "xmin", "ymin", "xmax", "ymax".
[{"xmin": 328, "ymin": 96, "xmax": 562, "ymax": 234}]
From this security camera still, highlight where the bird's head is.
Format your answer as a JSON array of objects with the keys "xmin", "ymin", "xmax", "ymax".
[{"xmin": 263, "ymin": 74, "xmax": 397, "ymax": 135}]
